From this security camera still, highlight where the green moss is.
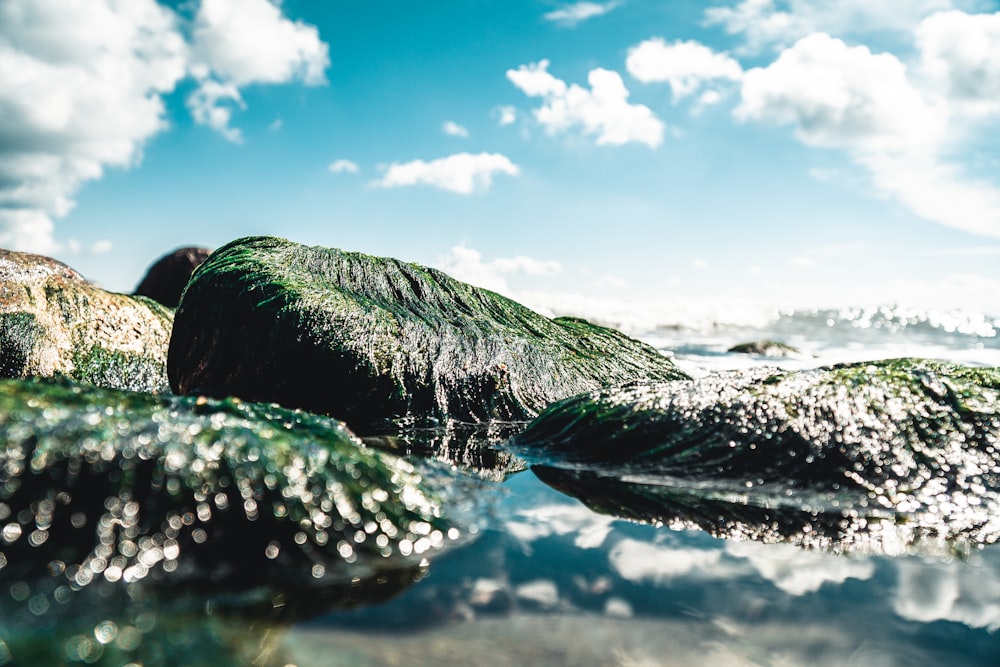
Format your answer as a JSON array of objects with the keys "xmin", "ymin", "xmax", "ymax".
[
  {"xmin": 169, "ymin": 236, "xmax": 688, "ymax": 429},
  {"xmin": 0, "ymin": 377, "xmax": 456, "ymax": 599},
  {"xmin": 0, "ymin": 311, "xmax": 44, "ymax": 377},
  {"xmin": 513, "ymin": 359, "xmax": 1000, "ymax": 528},
  {"xmin": 70, "ymin": 345, "xmax": 169, "ymax": 392}
]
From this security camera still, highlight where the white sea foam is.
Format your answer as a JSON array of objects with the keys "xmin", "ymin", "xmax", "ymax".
[{"xmin": 516, "ymin": 291, "xmax": 1000, "ymax": 375}]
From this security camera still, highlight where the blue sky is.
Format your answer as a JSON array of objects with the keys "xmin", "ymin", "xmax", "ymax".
[{"xmin": 2, "ymin": 0, "xmax": 999, "ymax": 327}]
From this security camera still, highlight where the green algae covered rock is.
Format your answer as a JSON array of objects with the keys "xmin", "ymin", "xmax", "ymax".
[
  {"xmin": 167, "ymin": 236, "xmax": 687, "ymax": 428},
  {"xmin": 0, "ymin": 248, "xmax": 173, "ymax": 392},
  {"xmin": 514, "ymin": 360, "xmax": 1000, "ymax": 531},
  {"xmin": 0, "ymin": 378, "xmax": 457, "ymax": 602}
]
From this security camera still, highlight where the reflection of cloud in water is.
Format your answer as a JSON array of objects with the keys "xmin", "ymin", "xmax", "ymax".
[
  {"xmin": 504, "ymin": 504, "xmax": 616, "ymax": 549},
  {"xmin": 726, "ymin": 541, "xmax": 875, "ymax": 595},
  {"xmin": 609, "ymin": 538, "xmax": 724, "ymax": 582},
  {"xmin": 893, "ymin": 551, "xmax": 1000, "ymax": 630}
]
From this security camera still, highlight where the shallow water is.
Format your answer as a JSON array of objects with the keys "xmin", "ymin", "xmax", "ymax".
[{"xmin": 2, "ymin": 305, "xmax": 998, "ymax": 666}]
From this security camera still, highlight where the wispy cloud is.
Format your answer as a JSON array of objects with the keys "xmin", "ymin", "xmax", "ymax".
[
  {"xmin": 543, "ymin": 2, "xmax": 622, "ymax": 27},
  {"xmin": 442, "ymin": 120, "xmax": 470, "ymax": 138},
  {"xmin": 495, "ymin": 105, "xmax": 518, "ymax": 126},
  {"xmin": 374, "ymin": 152, "xmax": 520, "ymax": 194},
  {"xmin": 328, "ymin": 159, "xmax": 360, "ymax": 173},
  {"xmin": 507, "ymin": 60, "xmax": 664, "ymax": 148},
  {"xmin": 435, "ymin": 245, "xmax": 561, "ymax": 296}
]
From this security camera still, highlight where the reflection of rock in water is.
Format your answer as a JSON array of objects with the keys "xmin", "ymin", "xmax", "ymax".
[
  {"xmin": 515, "ymin": 360, "xmax": 1000, "ymax": 553},
  {"xmin": 0, "ymin": 377, "xmax": 462, "ymax": 665},
  {"xmin": 363, "ymin": 422, "xmax": 529, "ymax": 482}
]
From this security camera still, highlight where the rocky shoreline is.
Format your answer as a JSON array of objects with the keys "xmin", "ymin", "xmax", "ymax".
[{"xmin": 1, "ymin": 236, "xmax": 998, "ymax": 661}]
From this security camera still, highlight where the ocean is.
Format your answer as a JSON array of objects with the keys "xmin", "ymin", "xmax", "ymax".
[
  {"xmin": 3, "ymin": 304, "xmax": 998, "ymax": 666},
  {"xmin": 272, "ymin": 304, "xmax": 1000, "ymax": 667}
]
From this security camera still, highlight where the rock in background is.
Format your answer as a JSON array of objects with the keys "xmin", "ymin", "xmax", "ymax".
[
  {"xmin": 0, "ymin": 248, "xmax": 173, "ymax": 392},
  {"xmin": 134, "ymin": 246, "xmax": 213, "ymax": 308},
  {"xmin": 168, "ymin": 236, "xmax": 687, "ymax": 429}
]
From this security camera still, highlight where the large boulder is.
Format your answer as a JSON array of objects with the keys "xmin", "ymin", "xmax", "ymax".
[
  {"xmin": 513, "ymin": 359, "xmax": 1000, "ymax": 543},
  {"xmin": 0, "ymin": 248, "xmax": 173, "ymax": 392},
  {"xmin": 134, "ymin": 246, "xmax": 213, "ymax": 308},
  {"xmin": 167, "ymin": 236, "xmax": 687, "ymax": 429},
  {"xmin": 0, "ymin": 377, "xmax": 461, "ymax": 664},
  {"xmin": 0, "ymin": 377, "xmax": 456, "ymax": 602}
]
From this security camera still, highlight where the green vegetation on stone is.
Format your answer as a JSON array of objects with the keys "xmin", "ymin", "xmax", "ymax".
[
  {"xmin": 0, "ymin": 377, "xmax": 456, "ymax": 602},
  {"xmin": 0, "ymin": 249, "xmax": 173, "ymax": 392},
  {"xmin": 168, "ymin": 236, "xmax": 687, "ymax": 429},
  {"xmin": 514, "ymin": 359, "xmax": 1000, "ymax": 527}
]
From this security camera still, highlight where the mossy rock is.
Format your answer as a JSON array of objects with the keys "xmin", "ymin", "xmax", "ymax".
[
  {"xmin": 0, "ymin": 248, "xmax": 172, "ymax": 392},
  {"xmin": 167, "ymin": 236, "xmax": 687, "ymax": 429},
  {"xmin": 0, "ymin": 377, "xmax": 457, "ymax": 608},
  {"xmin": 513, "ymin": 359, "xmax": 1000, "ymax": 531}
]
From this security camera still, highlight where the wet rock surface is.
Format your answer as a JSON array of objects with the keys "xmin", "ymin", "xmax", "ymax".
[
  {"xmin": 133, "ymin": 246, "xmax": 213, "ymax": 309},
  {"xmin": 0, "ymin": 248, "xmax": 173, "ymax": 392},
  {"xmin": 0, "ymin": 378, "xmax": 458, "ymax": 603},
  {"xmin": 727, "ymin": 340, "xmax": 804, "ymax": 357},
  {"xmin": 513, "ymin": 359, "xmax": 1000, "ymax": 542},
  {"xmin": 168, "ymin": 236, "xmax": 687, "ymax": 428}
]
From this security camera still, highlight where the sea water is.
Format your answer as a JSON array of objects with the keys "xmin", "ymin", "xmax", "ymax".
[
  {"xmin": 275, "ymin": 305, "xmax": 1000, "ymax": 667},
  {"xmin": 2, "ymin": 304, "xmax": 998, "ymax": 666}
]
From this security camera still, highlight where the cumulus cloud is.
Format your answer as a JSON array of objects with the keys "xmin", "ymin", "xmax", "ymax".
[
  {"xmin": 507, "ymin": 60, "xmax": 665, "ymax": 148},
  {"xmin": 736, "ymin": 32, "xmax": 1000, "ymax": 238},
  {"xmin": 187, "ymin": 0, "xmax": 329, "ymax": 142},
  {"xmin": 704, "ymin": 0, "xmax": 962, "ymax": 54},
  {"xmin": 442, "ymin": 120, "xmax": 470, "ymax": 138},
  {"xmin": 374, "ymin": 152, "xmax": 520, "ymax": 194},
  {"xmin": 626, "ymin": 38, "xmax": 743, "ymax": 99},
  {"xmin": 0, "ymin": 0, "xmax": 188, "ymax": 253},
  {"xmin": 328, "ymin": 159, "xmax": 360, "ymax": 173},
  {"xmin": 0, "ymin": 0, "xmax": 330, "ymax": 253},
  {"xmin": 543, "ymin": 2, "xmax": 622, "ymax": 27},
  {"xmin": 917, "ymin": 10, "xmax": 1000, "ymax": 118},
  {"xmin": 609, "ymin": 539, "xmax": 723, "ymax": 583},
  {"xmin": 435, "ymin": 245, "xmax": 561, "ymax": 296}
]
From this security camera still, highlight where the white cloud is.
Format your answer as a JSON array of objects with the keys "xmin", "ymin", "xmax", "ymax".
[
  {"xmin": 725, "ymin": 541, "xmax": 874, "ymax": 596},
  {"xmin": 626, "ymin": 38, "xmax": 743, "ymax": 99},
  {"xmin": 189, "ymin": 0, "xmax": 328, "ymax": 86},
  {"xmin": 186, "ymin": 79, "xmax": 246, "ymax": 143},
  {"xmin": 435, "ymin": 245, "xmax": 561, "ymax": 296},
  {"xmin": 736, "ymin": 32, "xmax": 1000, "ymax": 238},
  {"xmin": 0, "ymin": 0, "xmax": 330, "ymax": 253},
  {"xmin": 374, "ymin": 152, "xmax": 520, "ymax": 194},
  {"xmin": 543, "ymin": 2, "xmax": 622, "ymax": 27},
  {"xmin": 442, "ymin": 120, "xmax": 470, "ymax": 138},
  {"xmin": 0, "ymin": 0, "xmax": 188, "ymax": 254},
  {"xmin": 187, "ymin": 0, "xmax": 330, "ymax": 141},
  {"xmin": 495, "ymin": 105, "xmax": 518, "ymax": 126},
  {"xmin": 328, "ymin": 159, "xmax": 360, "ymax": 174},
  {"xmin": 609, "ymin": 539, "xmax": 723, "ymax": 583},
  {"xmin": 507, "ymin": 60, "xmax": 665, "ymax": 148},
  {"xmin": 704, "ymin": 0, "xmax": 963, "ymax": 54},
  {"xmin": 893, "ymin": 556, "xmax": 1000, "ymax": 631},
  {"xmin": 917, "ymin": 10, "xmax": 1000, "ymax": 118}
]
